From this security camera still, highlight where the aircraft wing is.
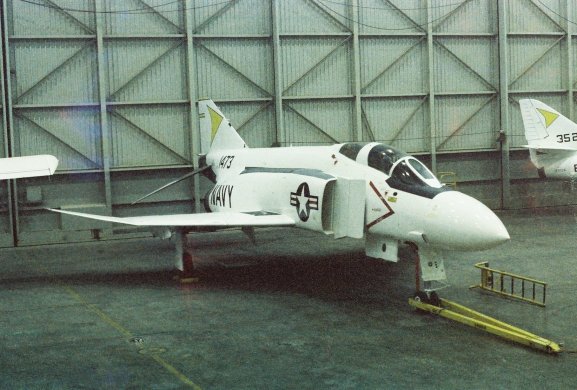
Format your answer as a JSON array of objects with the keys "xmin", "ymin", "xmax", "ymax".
[
  {"xmin": 47, "ymin": 208, "xmax": 295, "ymax": 228},
  {"xmin": 0, "ymin": 155, "xmax": 58, "ymax": 179}
]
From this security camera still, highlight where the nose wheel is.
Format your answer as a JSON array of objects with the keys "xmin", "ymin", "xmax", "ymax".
[
  {"xmin": 411, "ymin": 243, "xmax": 444, "ymax": 307},
  {"xmin": 412, "ymin": 290, "xmax": 440, "ymax": 307}
]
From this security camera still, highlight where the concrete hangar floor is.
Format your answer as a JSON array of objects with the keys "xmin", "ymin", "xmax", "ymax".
[{"xmin": 0, "ymin": 208, "xmax": 576, "ymax": 389}]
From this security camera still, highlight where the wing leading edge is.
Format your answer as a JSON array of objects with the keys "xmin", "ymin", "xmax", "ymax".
[{"xmin": 47, "ymin": 208, "xmax": 295, "ymax": 228}]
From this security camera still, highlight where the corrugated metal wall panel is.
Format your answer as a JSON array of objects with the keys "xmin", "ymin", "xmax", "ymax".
[
  {"xmin": 105, "ymin": 40, "xmax": 186, "ymax": 102},
  {"xmin": 11, "ymin": 0, "xmax": 96, "ymax": 35},
  {"xmin": 508, "ymin": 0, "xmax": 563, "ymax": 33},
  {"xmin": 435, "ymin": 96, "xmax": 498, "ymax": 151},
  {"xmin": 434, "ymin": 37, "xmax": 498, "ymax": 93},
  {"xmin": 217, "ymin": 101, "xmax": 275, "ymax": 148},
  {"xmin": 279, "ymin": 0, "xmax": 348, "ymax": 34},
  {"xmin": 360, "ymin": 37, "xmax": 426, "ymax": 95},
  {"xmin": 195, "ymin": 40, "xmax": 272, "ymax": 99},
  {"xmin": 110, "ymin": 105, "xmax": 190, "ymax": 168},
  {"xmin": 194, "ymin": 0, "xmax": 271, "ymax": 35},
  {"xmin": 15, "ymin": 108, "xmax": 102, "ymax": 170},
  {"xmin": 104, "ymin": 0, "xmax": 183, "ymax": 35},
  {"xmin": 199, "ymin": 39, "xmax": 273, "ymax": 94},
  {"xmin": 433, "ymin": 0, "xmax": 496, "ymax": 34},
  {"xmin": 281, "ymin": 37, "xmax": 349, "ymax": 95},
  {"xmin": 282, "ymin": 39, "xmax": 352, "ymax": 97},
  {"xmin": 508, "ymin": 37, "xmax": 563, "ymax": 92},
  {"xmin": 284, "ymin": 100, "xmax": 353, "ymax": 145},
  {"xmin": 358, "ymin": 0, "xmax": 424, "ymax": 33},
  {"xmin": 362, "ymin": 98, "xmax": 428, "ymax": 153},
  {"xmin": 12, "ymin": 41, "xmax": 98, "ymax": 105}
]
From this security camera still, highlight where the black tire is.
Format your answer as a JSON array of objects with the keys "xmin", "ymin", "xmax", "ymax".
[
  {"xmin": 412, "ymin": 291, "xmax": 430, "ymax": 304},
  {"xmin": 428, "ymin": 291, "xmax": 441, "ymax": 307}
]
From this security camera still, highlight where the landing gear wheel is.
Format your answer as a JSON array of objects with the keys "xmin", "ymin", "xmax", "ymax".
[
  {"xmin": 180, "ymin": 252, "xmax": 198, "ymax": 282},
  {"xmin": 412, "ymin": 291, "xmax": 430, "ymax": 304},
  {"xmin": 428, "ymin": 291, "xmax": 441, "ymax": 307}
]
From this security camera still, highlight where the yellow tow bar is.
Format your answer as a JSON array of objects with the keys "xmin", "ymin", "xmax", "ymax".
[{"xmin": 408, "ymin": 297, "xmax": 561, "ymax": 354}]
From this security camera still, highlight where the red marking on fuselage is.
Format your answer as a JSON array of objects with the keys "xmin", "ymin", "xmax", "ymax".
[{"xmin": 366, "ymin": 181, "xmax": 395, "ymax": 229}]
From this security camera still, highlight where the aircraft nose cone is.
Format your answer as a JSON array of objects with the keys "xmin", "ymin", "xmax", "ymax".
[{"xmin": 428, "ymin": 191, "xmax": 510, "ymax": 250}]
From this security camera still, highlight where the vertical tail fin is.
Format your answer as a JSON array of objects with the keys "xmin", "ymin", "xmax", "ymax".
[
  {"xmin": 198, "ymin": 99, "xmax": 247, "ymax": 154},
  {"xmin": 519, "ymin": 99, "xmax": 577, "ymax": 171},
  {"xmin": 519, "ymin": 99, "xmax": 577, "ymax": 150}
]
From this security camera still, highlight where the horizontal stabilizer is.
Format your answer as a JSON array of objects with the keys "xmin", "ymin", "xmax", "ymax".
[
  {"xmin": 0, "ymin": 155, "xmax": 58, "ymax": 179},
  {"xmin": 522, "ymin": 144, "xmax": 577, "ymax": 151},
  {"xmin": 48, "ymin": 208, "xmax": 295, "ymax": 228}
]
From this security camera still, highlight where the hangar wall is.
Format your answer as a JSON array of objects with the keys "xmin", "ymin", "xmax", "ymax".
[{"xmin": 0, "ymin": 0, "xmax": 576, "ymax": 247}]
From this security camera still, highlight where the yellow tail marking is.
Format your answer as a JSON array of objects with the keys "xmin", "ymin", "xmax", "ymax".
[
  {"xmin": 537, "ymin": 108, "xmax": 559, "ymax": 128},
  {"xmin": 208, "ymin": 107, "xmax": 223, "ymax": 142}
]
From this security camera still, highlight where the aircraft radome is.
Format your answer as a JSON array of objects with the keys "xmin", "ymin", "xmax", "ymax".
[
  {"xmin": 0, "ymin": 155, "xmax": 58, "ymax": 180},
  {"xmin": 48, "ymin": 100, "xmax": 509, "ymax": 301},
  {"xmin": 520, "ymin": 98, "xmax": 577, "ymax": 180}
]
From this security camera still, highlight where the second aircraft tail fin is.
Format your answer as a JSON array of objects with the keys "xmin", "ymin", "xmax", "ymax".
[
  {"xmin": 519, "ymin": 99, "xmax": 577, "ymax": 170},
  {"xmin": 520, "ymin": 99, "xmax": 577, "ymax": 151}
]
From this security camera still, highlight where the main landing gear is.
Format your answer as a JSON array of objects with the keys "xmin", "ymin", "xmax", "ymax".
[{"xmin": 174, "ymin": 230, "xmax": 199, "ymax": 282}]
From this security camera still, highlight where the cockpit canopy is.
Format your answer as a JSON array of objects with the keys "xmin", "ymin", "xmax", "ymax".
[{"xmin": 339, "ymin": 143, "xmax": 446, "ymax": 198}]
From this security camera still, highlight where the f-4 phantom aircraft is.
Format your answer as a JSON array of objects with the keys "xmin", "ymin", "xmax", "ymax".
[
  {"xmin": 49, "ymin": 100, "xmax": 509, "ymax": 298},
  {"xmin": 0, "ymin": 154, "xmax": 58, "ymax": 180},
  {"xmin": 520, "ymin": 98, "xmax": 577, "ymax": 179}
]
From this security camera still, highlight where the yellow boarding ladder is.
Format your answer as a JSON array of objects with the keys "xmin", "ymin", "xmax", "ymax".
[{"xmin": 471, "ymin": 262, "xmax": 547, "ymax": 307}]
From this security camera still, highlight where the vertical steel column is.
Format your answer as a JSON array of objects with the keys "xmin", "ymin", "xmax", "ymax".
[
  {"xmin": 427, "ymin": 0, "xmax": 437, "ymax": 173},
  {"xmin": 351, "ymin": 0, "xmax": 362, "ymax": 142},
  {"xmin": 271, "ymin": 0, "xmax": 284, "ymax": 145},
  {"xmin": 95, "ymin": 0, "xmax": 113, "ymax": 213},
  {"xmin": 498, "ymin": 0, "xmax": 511, "ymax": 209},
  {"xmin": 185, "ymin": 0, "xmax": 200, "ymax": 212},
  {"xmin": 566, "ymin": 0, "xmax": 574, "ymax": 119},
  {"xmin": 0, "ymin": 0, "xmax": 16, "ymax": 245}
]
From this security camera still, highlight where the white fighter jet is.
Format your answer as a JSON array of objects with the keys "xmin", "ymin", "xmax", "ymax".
[
  {"xmin": 48, "ymin": 100, "xmax": 509, "ymax": 299},
  {"xmin": 520, "ymin": 98, "xmax": 577, "ymax": 179},
  {"xmin": 0, "ymin": 154, "xmax": 58, "ymax": 179}
]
